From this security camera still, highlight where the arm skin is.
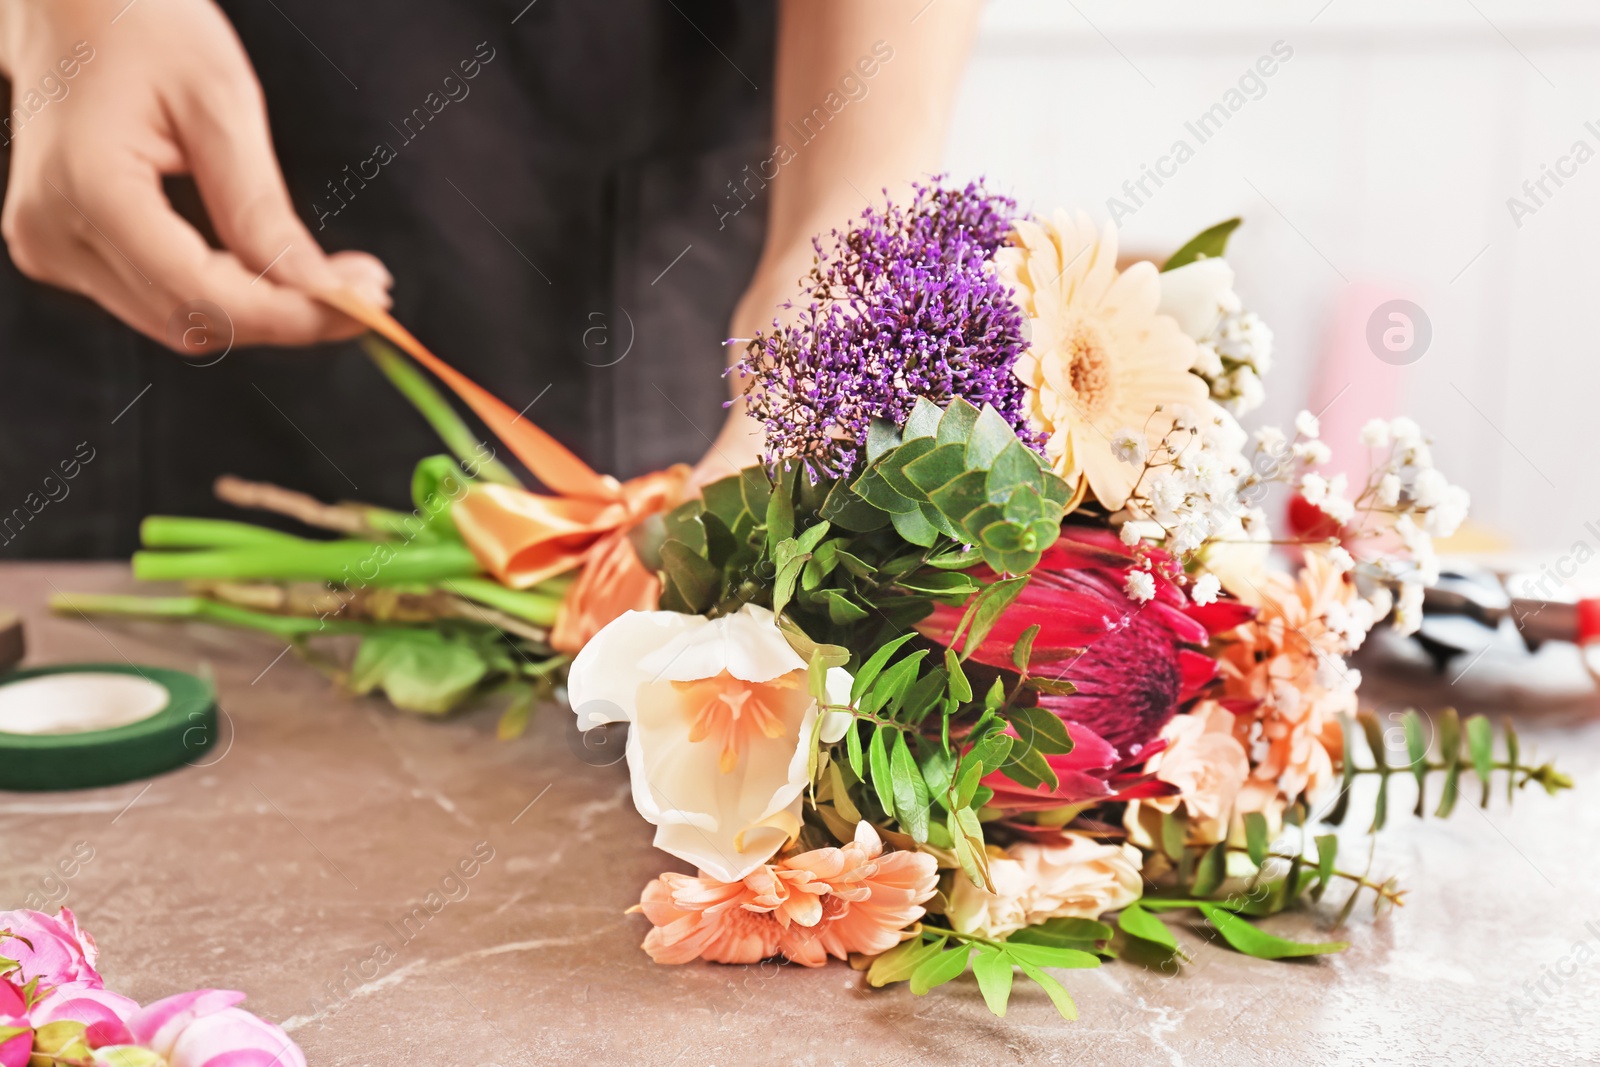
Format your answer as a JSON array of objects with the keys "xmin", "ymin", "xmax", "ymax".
[
  {"xmin": 0, "ymin": 0, "xmax": 391, "ymax": 354},
  {"xmin": 691, "ymin": 0, "xmax": 984, "ymax": 487}
]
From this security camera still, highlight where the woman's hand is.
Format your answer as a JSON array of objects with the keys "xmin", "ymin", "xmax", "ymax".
[{"xmin": 0, "ymin": 0, "xmax": 390, "ymax": 354}]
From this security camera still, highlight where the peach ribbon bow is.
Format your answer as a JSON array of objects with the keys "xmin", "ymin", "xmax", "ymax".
[{"xmin": 322, "ymin": 289, "xmax": 691, "ymax": 653}]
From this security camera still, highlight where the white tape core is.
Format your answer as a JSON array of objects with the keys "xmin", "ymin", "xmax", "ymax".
[{"xmin": 0, "ymin": 673, "xmax": 171, "ymax": 735}]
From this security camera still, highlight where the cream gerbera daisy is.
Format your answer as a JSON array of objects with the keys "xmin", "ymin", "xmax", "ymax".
[{"xmin": 998, "ymin": 211, "xmax": 1208, "ymax": 510}]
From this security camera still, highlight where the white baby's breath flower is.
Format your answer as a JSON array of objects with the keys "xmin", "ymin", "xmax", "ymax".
[
  {"xmin": 1394, "ymin": 580, "xmax": 1425, "ymax": 636},
  {"xmin": 1254, "ymin": 425, "xmax": 1286, "ymax": 453},
  {"xmin": 1124, "ymin": 569, "xmax": 1157, "ymax": 603},
  {"xmin": 1377, "ymin": 472, "xmax": 1402, "ymax": 508},
  {"xmin": 1119, "ymin": 521, "xmax": 1143, "ymax": 547},
  {"xmin": 1229, "ymin": 366, "xmax": 1266, "ymax": 414},
  {"xmin": 1412, "ymin": 467, "xmax": 1449, "ymax": 509},
  {"xmin": 1389, "ymin": 416, "xmax": 1421, "ymax": 445},
  {"xmin": 1295, "ymin": 409, "xmax": 1321, "ymax": 439},
  {"xmin": 1425, "ymin": 485, "xmax": 1471, "ymax": 538},
  {"xmin": 1300, "ymin": 473, "xmax": 1329, "ymax": 505},
  {"xmin": 1191, "ymin": 572, "xmax": 1221, "ymax": 606},
  {"xmin": 1110, "ymin": 428, "xmax": 1148, "ymax": 466},
  {"xmin": 1293, "ymin": 440, "xmax": 1332, "ymax": 465},
  {"xmin": 1193, "ymin": 342, "xmax": 1224, "ymax": 379},
  {"xmin": 1359, "ymin": 418, "xmax": 1391, "ymax": 449},
  {"xmin": 1327, "ymin": 545, "xmax": 1355, "ymax": 573}
]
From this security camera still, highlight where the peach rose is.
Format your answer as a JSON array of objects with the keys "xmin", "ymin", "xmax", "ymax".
[
  {"xmin": 1125, "ymin": 701, "xmax": 1250, "ymax": 845},
  {"xmin": 946, "ymin": 833, "xmax": 1143, "ymax": 940}
]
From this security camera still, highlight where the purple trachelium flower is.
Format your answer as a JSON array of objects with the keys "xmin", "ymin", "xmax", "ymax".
[{"xmin": 734, "ymin": 179, "xmax": 1036, "ymax": 477}]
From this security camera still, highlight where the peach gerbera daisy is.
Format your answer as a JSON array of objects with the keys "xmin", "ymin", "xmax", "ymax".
[
  {"xmin": 998, "ymin": 211, "xmax": 1208, "ymax": 510},
  {"xmin": 634, "ymin": 822, "xmax": 938, "ymax": 967}
]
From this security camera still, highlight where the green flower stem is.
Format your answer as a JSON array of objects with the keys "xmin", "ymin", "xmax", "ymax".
[
  {"xmin": 1349, "ymin": 759, "xmax": 1571, "ymax": 791},
  {"xmin": 443, "ymin": 576, "xmax": 562, "ymax": 627},
  {"xmin": 132, "ymin": 540, "xmax": 482, "ymax": 585},
  {"xmin": 139, "ymin": 516, "xmax": 308, "ymax": 549},
  {"xmin": 1221, "ymin": 847, "xmax": 1407, "ymax": 906},
  {"xmin": 49, "ymin": 593, "xmax": 371, "ymax": 639},
  {"xmin": 364, "ymin": 336, "xmax": 522, "ymax": 488},
  {"xmin": 917, "ymin": 923, "xmax": 1004, "ymax": 948}
]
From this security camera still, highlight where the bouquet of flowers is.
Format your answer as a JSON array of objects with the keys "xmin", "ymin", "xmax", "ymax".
[
  {"xmin": 0, "ymin": 908, "xmax": 304, "ymax": 1066},
  {"xmin": 563, "ymin": 181, "xmax": 1572, "ymax": 1017},
  {"xmin": 56, "ymin": 178, "xmax": 1573, "ymax": 1020}
]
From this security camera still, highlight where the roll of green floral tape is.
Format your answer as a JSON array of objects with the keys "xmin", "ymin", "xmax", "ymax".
[{"xmin": 0, "ymin": 663, "xmax": 216, "ymax": 791}]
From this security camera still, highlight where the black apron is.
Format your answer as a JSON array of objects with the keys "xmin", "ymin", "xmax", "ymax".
[{"xmin": 0, "ymin": 0, "xmax": 774, "ymax": 558}]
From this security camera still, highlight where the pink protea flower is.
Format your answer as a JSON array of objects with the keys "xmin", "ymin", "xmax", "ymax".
[
  {"xmin": 919, "ymin": 529, "xmax": 1252, "ymax": 759},
  {"xmin": 636, "ymin": 822, "xmax": 937, "ymax": 967}
]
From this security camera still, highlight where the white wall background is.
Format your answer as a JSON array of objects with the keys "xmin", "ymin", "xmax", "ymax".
[{"xmin": 945, "ymin": 0, "xmax": 1600, "ymax": 571}]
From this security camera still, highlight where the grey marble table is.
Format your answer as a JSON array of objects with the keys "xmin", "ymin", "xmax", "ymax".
[{"xmin": 2, "ymin": 564, "xmax": 1597, "ymax": 1066}]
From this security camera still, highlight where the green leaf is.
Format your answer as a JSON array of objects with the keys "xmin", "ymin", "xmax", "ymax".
[
  {"xmin": 1504, "ymin": 717, "xmax": 1520, "ymax": 804},
  {"xmin": 1014, "ymin": 917, "xmax": 1112, "ymax": 945},
  {"xmin": 936, "ymin": 396, "xmax": 982, "ymax": 444},
  {"xmin": 1312, "ymin": 834, "xmax": 1338, "ymax": 902},
  {"xmin": 659, "ymin": 540, "xmax": 720, "ymax": 614},
  {"xmin": 1435, "ymin": 707, "xmax": 1461, "ymax": 816},
  {"xmin": 818, "ymin": 589, "xmax": 870, "ymax": 625},
  {"xmin": 966, "ymin": 404, "xmax": 1018, "ymax": 468},
  {"xmin": 971, "ymin": 945, "xmax": 1014, "ymax": 1017},
  {"xmin": 1195, "ymin": 904, "xmax": 1348, "ymax": 959},
  {"xmin": 1007, "ymin": 705, "xmax": 1074, "ymax": 755},
  {"xmin": 1163, "ymin": 217, "xmax": 1242, "ymax": 271},
  {"xmin": 349, "ymin": 629, "xmax": 490, "ymax": 714},
  {"xmin": 904, "ymin": 442, "xmax": 969, "ymax": 494},
  {"xmin": 851, "ymin": 633, "xmax": 918, "ymax": 703},
  {"xmin": 909, "ymin": 944, "xmax": 972, "ymax": 994},
  {"xmin": 819, "ymin": 479, "xmax": 890, "ymax": 532},
  {"xmin": 1160, "ymin": 810, "xmax": 1188, "ymax": 862},
  {"xmin": 860, "ymin": 649, "xmax": 929, "ymax": 716},
  {"xmin": 771, "ymin": 553, "xmax": 806, "ymax": 619},
  {"xmin": 1191, "ymin": 842, "xmax": 1228, "ymax": 897},
  {"xmin": 1326, "ymin": 714, "xmax": 1357, "ymax": 827},
  {"xmin": 1016, "ymin": 961, "xmax": 1077, "ymax": 1021},
  {"xmin": 1404, "ymin": 710, "xmax": 1429, "ymax": 815},
  {"xmin": 843, "ymin": 720, "xmax": 865, "ymax": 777},
  {"xmin": 943, "ymin": 647, "xmax": 973, "ymax": 703},
  {"xmin": 496, "ymin": 685, "xmax": 535, "ymax": 740},
  {"xmin": 969, "ymin": 730, "xmax": 1013, "ymax": 775},
  {"xmin": 868, "ymin": 725, "xmax": 896, "ymax": 817},
  {"xmin": 958, "ymin": 576, "xmax": 1030, "ymax": 658},
  {"xmin": 1117, "ymin": 903, "xmax": 1178, "ymax": 951},
  {"xmin": 1358, "ymin": 711, "xmax": 1388, "ymax": 771},
  {"xmin": 890, "ymin": 505, "xmax": 941, "ymax": 548},
  {"xmin": 866, "ymin": 417, "xmax": 903, "ymax": 463},
  {"xmin": 948, "ymin": 805, "xmax": 990, "ymax": 890},
  {"xmin": 1000, "ymin": 942, "xmax": 1100, "ymax": 970},
  {"xmin": 1013, "ymin": 624, "xmax": 1041, "ymax": 673},
  {"xmin": 928, "ymin": 470, "xmax": 989, "ymax": 528},
  {"xmin": 661, "ymin": 498, "xmax": 708, "ymax": 557},
  {"xmin": 903, "ymin": 397, "xmax": 945, "ymax": 440},
  {"xmin": 1243, "ymin": 812, "xmax": 1269, "ymax": 867},
  {"xmin": 1465, "ymin": 714, "xmax": 1494, "ymax": 805},
  {"xmin": 1000, "ymin": 744, "xmax": 1058, "ymax": 792},
  {"xmin": 867, "ymin": 935, "xmax": 946, "ymax": 987},
  {"xmin": 890, "ymin": 730, "xmax": 932, "ymax": 842},
  {"xmin": 987, "ymin": 440, "xmax": 1044, "ymax": 497}
]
